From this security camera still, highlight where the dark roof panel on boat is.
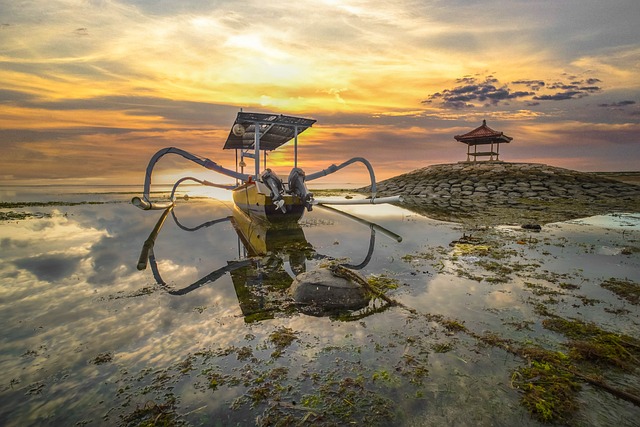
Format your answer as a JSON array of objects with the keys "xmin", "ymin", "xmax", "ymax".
[{"xmin": 223, "ymin": 112, "xmax": 317, "ymax": 151}]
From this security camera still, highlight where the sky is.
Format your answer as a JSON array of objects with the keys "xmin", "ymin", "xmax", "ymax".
[{"xmin": 1, "ymin": 0, "xmax": 639, "ymax": 186}]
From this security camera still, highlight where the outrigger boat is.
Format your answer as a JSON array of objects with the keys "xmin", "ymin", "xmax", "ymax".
[
  {"xmin": 132, "ymin": 112, "xmax": 402, "ymax": 219},
  {"xmin": 136, "ymin": 201, "xmax": 402, "ymax": 321}
]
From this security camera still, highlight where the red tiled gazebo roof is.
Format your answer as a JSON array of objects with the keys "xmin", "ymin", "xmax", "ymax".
[{"xmin": 454, "ymin": 120, "xmax": 513, "ymax": 145}]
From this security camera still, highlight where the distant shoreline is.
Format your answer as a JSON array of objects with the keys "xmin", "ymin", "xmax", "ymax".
[
  {"xmin": 0, "ymin": 170, "xmax": 639, "ymax": 189},
  {"xmin": 593, "ymin": 171, "xmax": 640, "ymax": 185}
]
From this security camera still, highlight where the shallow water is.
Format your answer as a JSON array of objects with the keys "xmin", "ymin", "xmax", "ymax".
[{"xmin": 1, "ymin": 186, "xmax": 639, "ymax": 426}]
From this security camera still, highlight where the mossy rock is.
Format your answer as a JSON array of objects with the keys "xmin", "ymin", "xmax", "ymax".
[{"xmin": 290, "ymin": 267, "xmax": 370, "ymax": 313}]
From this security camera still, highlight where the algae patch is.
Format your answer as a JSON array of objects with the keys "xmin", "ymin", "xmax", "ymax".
[
  {"xmin": 0, "ymin": 211, "xmax": 53, "ymax": 221},
  {"xmin": 267, "ymin": 326, "xmax": 299, "ymax": 358},
  {"xmin": 511, "ymin": 349, "xmax": 580, "ymax": 423},
  {"xmin": 91, "ymin": 352, "xmax": 113, "ymax": 365},
  {"xmin": 601, "ymin": 278, "xmax": 640, "ymax": 305},
  {"xmin": 543, "ymin": 317, "xmax": 640, "ymax": 370},
  {"xmin": 507, "ymin": 317, "xmax": 640, "ymax": 423}
]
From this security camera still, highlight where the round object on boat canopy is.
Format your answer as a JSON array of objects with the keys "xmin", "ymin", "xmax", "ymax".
[{"xmin": 232, "ymin": 123, "xmax": 246, "ymax": 137}]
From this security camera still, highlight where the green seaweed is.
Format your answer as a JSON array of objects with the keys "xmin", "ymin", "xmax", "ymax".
[
  {"xmin": 296, "ymin": 375, "xmax": 396, "ymax": 425},
  {"xmin": 0, "ymin": 211, "xmax": 53, "ymax": 221},
  {"xmin": 511, "ymin": 350, "xmax": 580, "ymax": 423},
  {"xmin": 91, "ymin": 352, "xmax": 113, "ymax": 365},
  {"xmin": 601, "ymin": 278, "xmax": 639, "ymax": 305},
  {"xmin": 367, "ymin": 274, "xmax": 400, "ymax": 293},
  {"xmin": 121, "ymin": 398, "xmax": 181, "ymax": 427},
  {"xmin": 268, "ymin": 327, "xmax": 299, "ymax": 358},
  {"xmin": 441, "ymin": 319, "xmax": 466, "ymax": 333},
  {"xmin": 542, "ymin": 317, "xmax": 640, "ymax": 370},
  {"xmin": 0, "ymin": 201, "xmax": 109, "ymax": 208}
]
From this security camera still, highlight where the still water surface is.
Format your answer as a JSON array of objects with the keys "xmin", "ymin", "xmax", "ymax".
[{"xmin": 1, "ymin": 186, "xmax": 638, "ymax": 426}]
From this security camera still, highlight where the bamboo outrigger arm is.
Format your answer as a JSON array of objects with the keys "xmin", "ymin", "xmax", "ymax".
[
  {"xmin": 306, "ymin": 157, "xmax": 404, "ymax": 205},
  {"xmin": 306, "ymin": 157, "xmax": 378, "ymax": 197},
  {"xmin": 169, "ymin": 177, "xmax": 236, "ymax": 201},
  {"xmin": 132, "ymin": 147, "xmax": 250, "ymax": 210},
  {"xmin": 137, "ymin": 206, "xmax": 174, "ymax": 270},
  {"xmin": 313, "ymin": 195, "xmax": 404, "ymax": 206}
]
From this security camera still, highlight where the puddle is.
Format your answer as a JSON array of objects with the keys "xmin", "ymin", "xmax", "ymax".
[
  {"xmin": 0, "ymin": 186, "xmax": 638, "ymax": 426},
  {"xmin": 565, "ymin": 213, "xmax": 640, "ymax": 229}
]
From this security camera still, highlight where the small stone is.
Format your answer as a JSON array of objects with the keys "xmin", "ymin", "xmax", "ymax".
[{"xmin": 522, "ymin": 224, "xmax": 542, "ymax": 231}]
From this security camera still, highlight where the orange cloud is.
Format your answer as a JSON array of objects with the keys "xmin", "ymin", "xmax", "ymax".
[{"xmin": 1, "ymin": 0, "xmax": 639, "ymax": 185}]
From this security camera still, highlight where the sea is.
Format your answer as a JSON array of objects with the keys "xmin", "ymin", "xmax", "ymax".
[{"xmin": 1, "ymin": 184, "xmax": 638, "ymax": 426}]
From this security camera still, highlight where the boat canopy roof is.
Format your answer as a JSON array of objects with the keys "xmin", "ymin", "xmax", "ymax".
[{"xmin": 223, "ymin": 112, "xmax": 316, "ymax": 151}]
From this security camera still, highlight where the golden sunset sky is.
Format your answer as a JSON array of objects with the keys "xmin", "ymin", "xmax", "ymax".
[{"xmin": 1, "ymin": 0, "xmax": 639, "ymax": 186}]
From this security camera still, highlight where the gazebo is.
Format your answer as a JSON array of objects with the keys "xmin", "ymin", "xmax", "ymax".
[{"xmin": 454, "ymin": 120, "xmax": 513, "ymax": 162}]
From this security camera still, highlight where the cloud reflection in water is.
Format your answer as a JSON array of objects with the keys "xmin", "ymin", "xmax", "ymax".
[{"xmin": 1, "ymin": 192, "xmax": 639, "ymax": 425}]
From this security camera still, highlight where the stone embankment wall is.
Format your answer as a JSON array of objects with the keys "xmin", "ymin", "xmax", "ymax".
[{"xmin": 361, "ymin": 162, "xmax": 640, "ymax": 224}]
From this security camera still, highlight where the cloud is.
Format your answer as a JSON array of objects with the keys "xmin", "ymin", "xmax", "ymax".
[
  {"xmin": 73, "ymin": 27, "xmax": 89, "ymax": 37},
  {"xmin": 512, "ymin": 80, "xmax": 545, "ymax": 91},
  {"xmin": 14, "ymin": 253, "xmax": 83, "ymax": 282},
  {"xmin": 2, "ymin": 92, "xmax": 240, "ymax": 126},
  {"xmin": 426, "ymin": 75, "xmax": 606, "ymax": 108},
  {"xmin": 1, "ymin": 237, "xmax": 30, "ymax": 250},
  {"xmin": 532, "ymin": 91, "xmax": 587, "ymax": 101},
  {"xmin": 1, "ymin": 0, "xmax": 639, "ymax": 181},
  {"xmin": 598, "ymin": 100, "xmax": 636, "ymax": 108},
  {"xmin": 0, "ymin": 89, "xmax": 39, "ymax": 103},
  {"xmin": 531, "ymin": 78, "xmax": 602, "ymax": 101},
  {"xmin": 423, "ymin": 76, "xmax": 534, "ymax": 109}
]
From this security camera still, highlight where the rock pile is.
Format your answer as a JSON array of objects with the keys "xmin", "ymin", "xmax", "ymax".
[{"xmin": 360, "ymin": 162, "xmax": 640, "ymax": 224}]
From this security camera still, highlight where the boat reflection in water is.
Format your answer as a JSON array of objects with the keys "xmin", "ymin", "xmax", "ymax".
[{"xmin": 137, "ymin": 204, "xmax": 402, "ymax": 322}]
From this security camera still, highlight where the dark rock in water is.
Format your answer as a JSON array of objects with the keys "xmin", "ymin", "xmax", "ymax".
[
  {"xmin": 522, "ymin": 224, "xmax": 542, "ymax": 231},
  {"xmin": 290, "ymin": 267, "xmax": 370, "ymax": 313}
]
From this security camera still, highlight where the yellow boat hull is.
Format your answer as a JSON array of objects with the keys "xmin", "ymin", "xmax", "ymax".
[{"xmin": 232, "ymin": 181, "xmax": 305, "ymax": 222}]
